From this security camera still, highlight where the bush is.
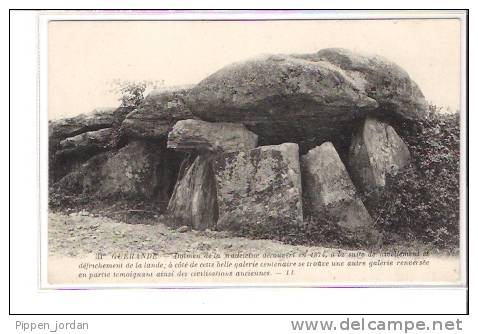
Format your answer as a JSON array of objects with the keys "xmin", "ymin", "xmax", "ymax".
[
  {"xmin": 370, "ymin": 107, "xmax": 460, "ymax": 249},
  {"xmin": 109, "ymin": 79, "xmax": 161, "ymax": 108}
]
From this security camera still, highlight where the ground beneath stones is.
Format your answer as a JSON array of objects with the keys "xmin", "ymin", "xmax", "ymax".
[{"xmin": 48, "ymin": 211, "xmax": 342, "ymax": 257}]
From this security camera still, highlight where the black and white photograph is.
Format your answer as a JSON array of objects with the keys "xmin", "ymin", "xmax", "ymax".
[{"xmin": 42, "ymin": 14, "xmax": 465, "ymax": 286}]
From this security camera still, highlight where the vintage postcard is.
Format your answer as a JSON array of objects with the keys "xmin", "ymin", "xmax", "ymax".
[{"xmin": 41, "ymin": 11, "xmax": 467, "ymax": 288}]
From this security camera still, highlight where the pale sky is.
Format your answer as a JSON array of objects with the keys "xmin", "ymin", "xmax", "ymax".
[{"xmin": 48, "ymin": 19, "xmax": 461, "ymax": 120}]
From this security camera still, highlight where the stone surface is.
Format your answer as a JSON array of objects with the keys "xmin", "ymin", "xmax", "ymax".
[
  {"xmin": 188, "ymin": 53, "xmax": 377, "ymax": 145},
  {"xmin": 55, "ymin": 141, "xmax": 181, "ymax": 204},
  {"xmin": 117, "ymin": 48, "xmax": 426, "ymax": 150},
  {"xmin": 54, "ymin": 153, "xmax": 109, "ymax": 195},
  {"xmin": 97, "ymin": 141, "xmax": 163, "ymax": 199},
  {"xmin": 166, "ymin": 120, "xmax": 258, "ymax": 230},
  {"xmin": 167, "ymin": 119, "xmax": 258, "ymax": 153},
  {"xmin": 167, "ymin": 154, "xmax": 218, "ymax": 231},
  {"xmin": 311, "ymin": 48, "xmax": 428, "ymax": 121},
  {"xmin": 49, "ymin": 107, "xmax": 117, "ymax": 140},
  {"xmin": 120, "ymin": 88, "xmax": 195, "ymax": 140},
  {"xmin": 48, "ymin": 48, "xmax": 428, "ymax": 246},
  {"xmin": 56, "ymin": 128, "xmax": 113, "ymax": 157},
  {"xmin": 186, "ymin": 49, "xmax": 426, "ymax": 145},
  {"xmin": 213, "ymin": 143, "xmax": 303, "ymax": 231},
  {"xmin": 300, "ymin": 142, "xmax": 372, "ymax": 229},
  {"xmin": 348, "ymin": 118, "xmax": 411, "ymax": 195},
  {"xmin": 49, "ymin": 106, "xmax": 132, "ymax": 184}
]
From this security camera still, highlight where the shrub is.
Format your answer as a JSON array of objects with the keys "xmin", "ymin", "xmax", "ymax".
[
  {"xmin": 109, "ymin": 79, "xmax": 162, "ymax": 109},
  {"xmin": 370, "ymin": 107, "xmax": 460, "ymax": 249}
]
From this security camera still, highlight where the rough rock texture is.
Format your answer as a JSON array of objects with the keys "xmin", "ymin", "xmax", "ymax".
[
  {"xmin": 167, "ymin": 119, "xmax": 258, "ymax": 153},
  {"xmin": 213, "ymin": 143, "xmax": 303, "ymax": 231},
  {"xmin": 49, "ymin": 48, "xmax": 425, "ymax": 245},
  {"xmin": 98, "ymin": 141, "xmax": 164, "ymax": 199},
  {"xmin": 311, "ymin": 48, "xmax": 428, "ymax": 121},
  {"xmin": 166, "ymin": 154, "xmax": 218, "ymax": 230},
  {"xmin": 116, "ymin": 48, "xmax": 425, "ymax": 152},
  {"xmin": 166, "ymin": 119, "xmax": 258, "ymax": 230},
  {"xmin": 188, "ymin": 54, "xmax": 377, "ymax": 145},
  {"xmin": 49, "ymin": 107, "xmax": 117, "ymax": 140},
  {"xmin": 348, "ymin": 118, "xmax": 411, "ymax": 195},
  {"xmin": 56, "ymin": 128, "xmax": 113, "ymax": 157},
  {"xmin": 49, "ymin": 107, "xmax": 131, "ymax": 184},
  {"xmin": 120, "ymin": 88, "xmax": 195, "ymax": 140},
  {"xmin": 186, "ymin": 49, "xmax": 426, "ymax": 146},
  {"xmin": 56, "ymin": 141, "xmax": 180, "ymax": 205},
  {"xmin": 54, "ymin": 152, "xmax": 110, "ymax": 195},
  {"xmin": 300, "ymin": 142, "xmax": 372, "ymax": 229}
]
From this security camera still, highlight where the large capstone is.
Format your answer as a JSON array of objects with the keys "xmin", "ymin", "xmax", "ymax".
[
  {"xmin": 118, "ymin": 48, "xmax": 426, "ymax": 152},
  {"xmin": 167, "ymin": 119, "xmax": 258, "ymax": 153},
  {"xmin": 301, "ymin": 142, "xmax": 372, "ymax": 229},
  {"xmin": 166, "ymin": 154, "xmax": 218, "ymax": 230},
  {"xmin": 213, "ymin": 143, "xmax": 303, "ymax": 231},
  {"xmin": 187, "ymin": 54, "xmax": 376, "ymax": 146},
  {"xmin": 185, "ymin": 49, "xmax": 426, "ymax": 147},
  {"xmin": 348, "ymin": 118, "xmax": 411, "ymax": 196}
]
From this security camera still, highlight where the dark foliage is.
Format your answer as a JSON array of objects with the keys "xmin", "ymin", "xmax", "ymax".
[{"xmin": 369, "ymin": 107, "xmax": 460, "ymax": 249}]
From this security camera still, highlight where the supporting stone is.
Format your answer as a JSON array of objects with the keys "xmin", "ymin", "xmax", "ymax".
[
  {"xmin": 167, "ymin": 119, "xmax": 258, "ymax": 153},
  {"xmin": 166, "ymin": 119, "xmax": 258, "ymax": 230},
  {"xmin": 166, "ymin": 154, "xmax": 218, "ymax": 230},
  {"xmin": 348, "ymin": 118, "xmax": 411, "ymax": 196},
  {"xmin": 301, "ymin": 142, "xmax": 372, "ymax": 229},
  {"xmin": 213, "ymin": 143, "xmax": 303, "ymax": 231}
]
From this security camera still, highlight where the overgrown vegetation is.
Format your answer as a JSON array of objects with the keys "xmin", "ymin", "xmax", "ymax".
[
  {"xmin": 109, "ymin": 79, "xmax": 162, "ymax": 109},
  {"xmin": 370, "ymin": 106, "xmax": 460, "ymax": 250}
]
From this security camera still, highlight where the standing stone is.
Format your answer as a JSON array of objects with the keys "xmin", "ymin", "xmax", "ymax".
[
  {"xmin": 167, "ymin": 119, "xmax": 258, "ymax": 153},
  {"xmin": 166, "ymin": 154, "xmax": 218, "ymax": 230},
  {"xmin": 213, "ymin": 143, "xmax": 303, "ymax": 231},
  {"xmin": 348, "ymin": 118, "xmax": 411, "ymax": 195},
  {"xmin": 301, "ymin": 142, "xmax": 372, "ymax": 229},
  {"xmin": 166, "ymin": 120, "xmax": 258, "ymax": 230}
]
